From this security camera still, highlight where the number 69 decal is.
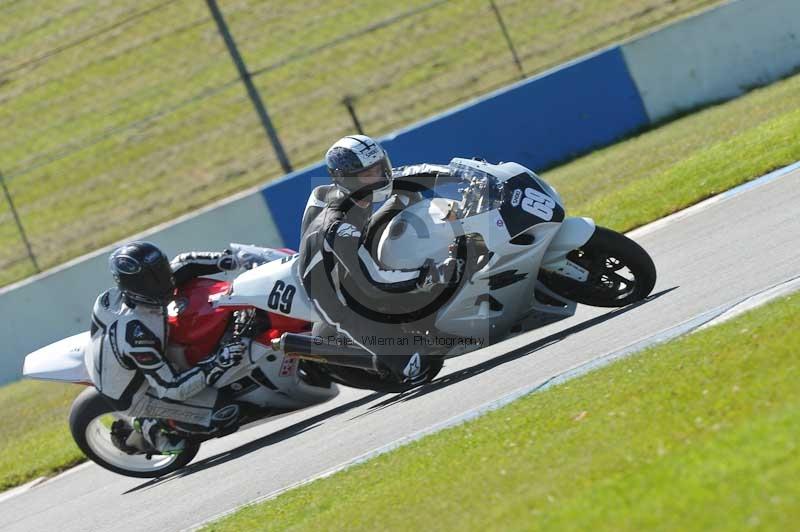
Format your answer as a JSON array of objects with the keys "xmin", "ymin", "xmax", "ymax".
[
  {"xmin": 521, "ymin": 188, "xmax": 555, "ymax": 221},
  {"xmin": 267, "ymin": 280, "xmax": 296, "ymax": 314}
]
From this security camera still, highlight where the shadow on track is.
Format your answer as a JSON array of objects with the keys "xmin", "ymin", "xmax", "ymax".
[
  {"xmin": 124, "ymin": 389, "xmax": 385, "ymax": 494},
  {"xmin": 352, "ymin": 286, "xmax": 678, "ymax": 418}
]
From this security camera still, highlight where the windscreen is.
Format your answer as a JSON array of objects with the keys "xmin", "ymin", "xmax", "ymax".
[{"xmin": 432, "ymin": 161, "xmax": 503, "ymax": 219}]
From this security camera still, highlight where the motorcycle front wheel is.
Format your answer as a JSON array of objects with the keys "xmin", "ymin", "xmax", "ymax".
[
  {"xmin": 69, "ymin": 387, "xmax": 200, "ymax": 478},
  {"xmin": 540, "ymin": 226, "xmax": 656, "ymax": 307}
]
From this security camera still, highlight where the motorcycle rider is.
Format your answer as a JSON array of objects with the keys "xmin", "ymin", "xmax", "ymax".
[
  {"xmin": 298, "ymin": 134, "xmax": 463, "ymax": 386},
  {"xmin": 301, "ymin": 139, "xmax": 453, "ymax": 237},
  {"xmin": 89, "ymin": 241, "xmax": 248, "ymax": 455}
]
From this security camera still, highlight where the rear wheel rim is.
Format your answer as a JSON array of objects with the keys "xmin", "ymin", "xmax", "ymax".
[{"xmin": 85, "ymin": 414, "xmax": 179, "ymax": 473}]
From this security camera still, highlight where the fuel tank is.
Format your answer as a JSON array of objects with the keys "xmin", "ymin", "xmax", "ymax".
[
  {"xmin": 169, "ymin": 278, "xmax": 311, "ymax": 367},
  {"xmin": 168, "ymin": 278, "xmax": 236, "ymax": 365}
]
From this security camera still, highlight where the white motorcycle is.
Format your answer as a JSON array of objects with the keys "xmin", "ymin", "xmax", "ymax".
[
  {"xmin": 218, "ymin": 157, "xmax": 656, "ymax": 387},
  {"xmin": 23, "ymin": 158, "xmax": 655, "ymax": 478}
]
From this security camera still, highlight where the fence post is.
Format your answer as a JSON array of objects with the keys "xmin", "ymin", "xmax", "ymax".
[
  {"xmin": 489, "ymin": 0, "xmax": 525, "ymax": 80},
  {"xmin": 341, "ymin": 95, "xmax": 365, "ymax": 135},
  {"xmin": 0, "ymin": 170, "xmax": 40, "ymax": 273},
  {"xmin": 205, "ymin": 0, "xmax": 293, "ymax": 174}
]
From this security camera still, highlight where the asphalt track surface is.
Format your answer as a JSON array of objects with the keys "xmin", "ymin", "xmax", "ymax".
[{"xmin": 2, "ymin": 169, "xmax": 798, "ymax": 532}]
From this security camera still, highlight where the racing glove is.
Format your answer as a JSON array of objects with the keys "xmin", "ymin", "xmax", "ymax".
[
  {"xmin": 217, "ymin": 250, "xmax": 240, "ymax": 271},
  {"xmin": 201, "ymin": 341, "xmax": 245, "ymax": 385},
  {"xmin": 226, "ymin": 244, "xmax": 275, "ymax": 270},
  {"xmin": 416, "ymin": 258, "xmax": 464, "ymax": 291}
]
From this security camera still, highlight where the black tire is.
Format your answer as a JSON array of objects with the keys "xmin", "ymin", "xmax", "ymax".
[
  {"xmin": 540, "ymin": 226, "xmax": 656, "ymax": 307},
  {"xmin": 69, "ymin": 387, "xmax": 200, "ymax": 478}
]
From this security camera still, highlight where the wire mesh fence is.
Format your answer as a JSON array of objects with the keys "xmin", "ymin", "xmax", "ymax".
[{"xmin": 0, "ymin": 0, "xmax": 720, "ymax": 287}]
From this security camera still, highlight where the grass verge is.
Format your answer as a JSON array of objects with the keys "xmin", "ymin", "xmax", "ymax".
[
  {"xmin": 204, "ymin": 294, "xmax": 800, "ymax": 531},
  {"xmin": 0, "ymin": 380, "xmax": 84, "ymax": 491},
  {"xmin": 2, "ymin": 68, "xmax": 799, "ymax": 493}
]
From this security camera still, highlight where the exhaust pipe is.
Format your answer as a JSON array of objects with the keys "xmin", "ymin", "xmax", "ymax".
[{"xmin": 273, "ymin": 333, "xmax": 378, "ymax": 372}]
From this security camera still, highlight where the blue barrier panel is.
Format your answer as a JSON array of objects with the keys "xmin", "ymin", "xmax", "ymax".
[
  {"xmin": 263, "ymin": 46, "xmax": 648, "ymax": 249},
  {"xmin": 260, "ymin": 162, "xmax": 329, "ymax": 249},
  {"xmin": 382, "ymin": 47, "xmax": 648, "ymax": 168}
]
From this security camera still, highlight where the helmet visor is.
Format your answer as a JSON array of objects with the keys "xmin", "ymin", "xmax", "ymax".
[
  {"xmin": 354, "ymin": 162, "xmax": 389, "ymax": 179},
  {"xmin": 347, "ymin": 159, "xmax": 392, "ymax": 200}
]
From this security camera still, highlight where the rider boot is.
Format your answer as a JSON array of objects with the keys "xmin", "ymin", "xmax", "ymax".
[
  {"xmin": 129, "ymin": 418, "xmax": 186, "ymax": 455},
  {"xmin": 378, "ymin": 352, "xmax": 433, "ymax": 385}
]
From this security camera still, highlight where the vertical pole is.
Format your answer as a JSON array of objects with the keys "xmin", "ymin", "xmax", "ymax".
[
  {"xmin": 0, "ymin": 171, "xmax": 40, "ymax": 273},
  {"xmin": 342, "ymin": 96, "xmax": 365, "ymax": 135},
  {"xmin": 205, "ymin": 0, "xmax": 293, "ymax": 174},
  {"xmin": 489, "ymin": 0, "xmax": 525, "ymax": 80}
]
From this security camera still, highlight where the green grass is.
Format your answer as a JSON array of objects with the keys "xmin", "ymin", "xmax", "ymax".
[
  {"xmin": 204, "ymin": 294, "xmax": 800, "ymax": 532},
  {"xmin": 0, "ymin": 380, "xmax": 84, "ymax": 491},
  {"xmin": 0, "ymin": 0, "xmax": 722, "ymax": 286}
]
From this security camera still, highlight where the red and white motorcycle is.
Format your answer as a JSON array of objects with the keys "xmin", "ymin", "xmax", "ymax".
[{"xmin": 22, "ymin": 246, "xmax": 339, "ymax": 478}]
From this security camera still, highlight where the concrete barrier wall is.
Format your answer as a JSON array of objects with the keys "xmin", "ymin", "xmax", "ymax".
[
  {"xmin": 3, "ymin": 0, "xmax": 800, "ymax": 384},
  {"xmin": 263, "ymin": 0, "xmax": 800, "ymax": 250},
  {"xmin": 621, "ymin": 0, "xmax": 800, "ymax": 122},
  {"xmin": 0, "ymin": 190, "xmax": 283, "ymax": 384}
]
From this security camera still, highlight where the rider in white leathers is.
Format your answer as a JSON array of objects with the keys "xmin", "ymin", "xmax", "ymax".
[{"xmin": 89, "ymin": 242, "xmax": 255, "ymax": 455}]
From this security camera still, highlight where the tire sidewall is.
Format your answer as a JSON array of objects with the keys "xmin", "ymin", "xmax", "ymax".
[{"xmin": 69, "ymin": 387, "xmax": 199, "ymax": 478}]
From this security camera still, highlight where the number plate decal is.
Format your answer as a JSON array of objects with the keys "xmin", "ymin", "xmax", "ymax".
[
  {"xmin": 499, "ymin": 173, "xmax": 564, "ymax": 237},
  {"xmin": 268, "ymin": 280, "xmax": 297, "ymax": 314}
]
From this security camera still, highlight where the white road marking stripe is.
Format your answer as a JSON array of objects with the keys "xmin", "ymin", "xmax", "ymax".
[
  {"xmin": 0, "ymin": 462, "xmax": 95, "ymax": 505},
  {"xmin": 0, "ymin": 478, "xmax": 45, "ymax": 505}
]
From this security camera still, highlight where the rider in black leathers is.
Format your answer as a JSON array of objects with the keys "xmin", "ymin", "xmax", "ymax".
[{"xmin": 298, "ymin": 135, "xmax": 462, "ymax": 385}]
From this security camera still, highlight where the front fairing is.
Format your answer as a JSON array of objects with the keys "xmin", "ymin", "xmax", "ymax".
[
  {"xmin": 379, "ymin": 159, "xmax": 566, "ymax": 269},
  {"xmin": 495, "ymin": 172, "xmax": 565, "ymax": 238},
  {"xmin": 438, "ymin": 158, "xmax": 565, "ymax": 238}
]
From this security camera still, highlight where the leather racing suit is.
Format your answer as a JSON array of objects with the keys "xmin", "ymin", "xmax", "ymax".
[
  {"xmin": 298, "ymin": 164, "xmax": 458, "ymax": 384},
  {"xmin": 88, "ymin": 251, "xmax": 252, "ymax": 447}
]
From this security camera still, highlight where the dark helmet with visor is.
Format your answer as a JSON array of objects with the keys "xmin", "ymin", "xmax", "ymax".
[
  {"xmin": 109, "ymin": 241, "xmax": 175, "ymax": 306},
  {"xmin": 325, "ymin": 135, "xmax": 392, "ymax": 202}
]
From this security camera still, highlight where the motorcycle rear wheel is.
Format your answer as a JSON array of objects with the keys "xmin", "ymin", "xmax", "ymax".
[
  {"xmin": 540, "ymin": 226, "xmax": 656, "ymax": 307},
  {"xmin": 69, "ymin": 387, "xmax": 200, "ymax": 478}
]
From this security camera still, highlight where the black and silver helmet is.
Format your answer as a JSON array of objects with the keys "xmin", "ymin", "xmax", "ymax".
[
  {"xmin": 325, "ymin": 135, "xmax": 393, "ymax": 202},
  {"xmin": 109, "ymin": 241, "xmax": 174, "ymax": 306}
]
